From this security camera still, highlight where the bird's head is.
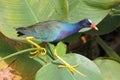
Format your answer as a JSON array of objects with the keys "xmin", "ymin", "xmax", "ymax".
[{"xmin": 81, "ymin": 19, "xmax": 98, "ymax": 30}]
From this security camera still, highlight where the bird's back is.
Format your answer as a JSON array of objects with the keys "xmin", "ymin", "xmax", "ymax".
[
  {"xmin": 33, "ymin": 21, "xmax": 63, "ymax": 42},
  {"xmin": 16, "ymin": 21, "xmax": 66, "ymax": 42}
]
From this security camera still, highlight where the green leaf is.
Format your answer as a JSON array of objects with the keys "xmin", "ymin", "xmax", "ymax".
[
  {"xmin": 45, "ymin": 43, "xmax": 55, "ymax": 60},
  {"xmin": 94, "ymin": 58, "xmax": 120, "ymax": 80},
  {"xmin": 68, "ymin": 0, "xmax": 120, "ymax": 24},
  {"xmin": 44, "ymin": 42, "xmax": 67, "ymax": 59},
  {"xmin": 110, "ymin": 4, "xmax": 120, "ymax": 16},
  {"xmin": 36, "ymin": 54, "xmax": 103, "ymax": 80},
  {"xmin": 0, "ymin": 0, "xmax": 68, "ymax": 41},
  {"xmin": 56, "ymin": 42, "xmax": 67, "ymax": 56}
]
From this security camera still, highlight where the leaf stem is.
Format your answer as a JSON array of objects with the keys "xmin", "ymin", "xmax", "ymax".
[
  {"xmin": 24, "ymin": 0, "xmax": 38, "ymax": 22},
  {"xmin": 96, "ymin": 36, "xmax": 120, "ymax": 61},
  {"xmin": 0, "ymin": 48, "xmax": 39, "ymax": 61}
]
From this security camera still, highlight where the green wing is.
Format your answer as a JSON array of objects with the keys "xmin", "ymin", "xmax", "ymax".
[{"xmin": 28, "ymin": 21, "xmax": 61, "ymax": 42}]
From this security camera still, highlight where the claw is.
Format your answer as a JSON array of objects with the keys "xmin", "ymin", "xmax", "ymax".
[
  {"xmin": 72, "ymin": 64, "xmax": 80, "ymax": 68},
  {"xmin": 54, "ymin": 47, "xmax": 87, "ymax": 77},
  {"xmin": 30, "ymin": 50, "xmax": 39, "ymax": 54},
  {"xmin": 58, "ymin": 64, "xmax": 77, "ymax": 73},
  {"xmin": 29, "ymin": 52, "xmax": 40, "ymax": 58}
]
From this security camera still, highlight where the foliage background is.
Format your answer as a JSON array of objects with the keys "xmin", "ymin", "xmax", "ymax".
[{"xmin": 0, "ymin": 0, "xmax": 120, "ymax": 80}]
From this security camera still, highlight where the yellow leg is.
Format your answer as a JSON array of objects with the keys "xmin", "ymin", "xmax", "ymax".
[
  {"xmin": 26, "ymin": 37, "xmax": 46, "ymax": 58},
  {"xmin": 54, "ymin": 47, "xmax": 87, "ymax": 77}
]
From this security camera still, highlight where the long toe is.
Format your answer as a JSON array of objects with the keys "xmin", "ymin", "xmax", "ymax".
[
  {"xmin": 73, "ymin": 64, "xmax": 80, "ymax": 68},
  {"xmin": 58, "ymin": 64, "xmax": 77, "ymax": 73},
  {"xmin": 58, "ymin": 64, "xmax": 87, "ymax": 77},
  {"xmin": 30, "ymin": 50, "xmax": 40, "ymax": 54},
  {"xmin": 40, "ymin": 48, "xmax": 46, "ymax": 55},
  {"xmin": 29, "ymin": 52, "xmax": 40, "ymax": 58}
]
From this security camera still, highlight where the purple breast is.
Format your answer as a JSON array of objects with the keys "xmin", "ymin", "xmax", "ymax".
[{"xmin": 55, "ymin": 30, "xmax": 75, "ymax": 41}]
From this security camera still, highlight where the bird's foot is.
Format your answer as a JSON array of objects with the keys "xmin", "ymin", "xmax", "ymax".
[
  {"xmin": 58, "ymin": 62, "xmax": 86, "ymax": 77},
  {"xmin": 58, "ymin": 63, "xmax": 79, "ymax": 69},
  {"xmin": 29, "ymin": 48, "xmax": 46, "ymax": 58},
  {"xmin": 29, "ymin": 51, "xmax": 40, "ymax": 58},
  {"xmin": 58, "ymin": 63, "xmax": 79, "ymax": 73},
  {"xmin": 26, "ymin": 37, "xmax": 46, "ymax": 58},
  {"xmin": 53, "ymin": 47, "xmax": 87, "ymax": 77}
]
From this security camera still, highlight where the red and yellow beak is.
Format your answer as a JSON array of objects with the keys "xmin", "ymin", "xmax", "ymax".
[{"xmin": 90, "ymin": 23, "xmax": 98, "ymax": 30}]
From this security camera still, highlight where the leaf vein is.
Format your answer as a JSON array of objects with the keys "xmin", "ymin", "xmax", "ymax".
[{"xmin": 25, "ymin": 0, "xmax": 38, "ymax": 22}]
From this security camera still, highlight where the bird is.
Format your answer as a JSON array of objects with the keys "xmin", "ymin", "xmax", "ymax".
[
  {"xmin": 16, "ymin": 19, "xmax": 98, "ymax": 42},
  {"xmin": 16, "ymin": 18, "xmax": 98, "ymax": 77}
]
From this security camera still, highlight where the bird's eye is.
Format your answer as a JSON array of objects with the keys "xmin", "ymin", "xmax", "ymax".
[
  {"xmin": 83, "ymin": 22, "xmax": 91, "ymax": 27},
  {"xmin": 87, "ymin": 22, "xmax": 91, "ymax": 26}
]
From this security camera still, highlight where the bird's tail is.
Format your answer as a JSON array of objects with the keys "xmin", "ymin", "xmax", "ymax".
[{"xmin": 16, "ymin": 27, "xmax": 27, "ymax": 37}]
